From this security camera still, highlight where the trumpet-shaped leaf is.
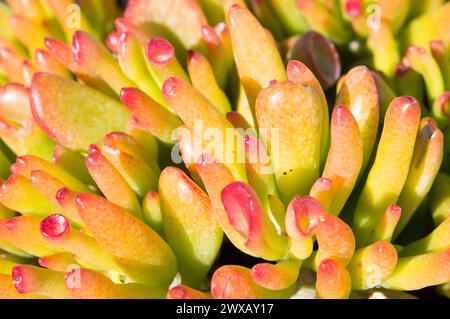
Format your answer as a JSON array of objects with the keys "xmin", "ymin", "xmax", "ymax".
[{"xmin": 404, "ymin": 45, "xmax": 444, "ymax": 104}]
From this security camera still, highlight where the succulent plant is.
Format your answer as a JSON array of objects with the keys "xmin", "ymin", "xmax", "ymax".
[{"xmin": 0, "ymin": 0, "xmax": 449, "ymax": 300}]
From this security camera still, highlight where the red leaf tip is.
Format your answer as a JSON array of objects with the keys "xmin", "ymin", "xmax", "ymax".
[{"xmin": 40, "ymin": 214, "xmax": 70, "ymax": 239}]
